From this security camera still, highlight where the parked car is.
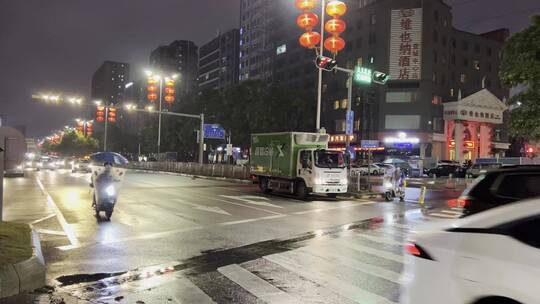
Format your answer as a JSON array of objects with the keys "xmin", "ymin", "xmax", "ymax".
[
  {"xmin": 350, "ymin": 164, "xmax": 383, "ymax": 175},
  {"xmin": 466, "ymin": 163, "xmax": 502, "ymax": 178},
  {"xmin": 427, "ymin": 164, "xmax": 465, "ymax": 177},
  {"xmin": 437, "ymin": 159, "xmax": 460, "ymax": 166},
  {"xmin": 72, "ymin": 159, "xmax": 91, "ymax": 173},
  {"xmin": 458, "ymin": 165, "xmax": 540, "ymax": 217},
  {"xmin": 400, "ymin": 198, "xmax": 540, "ymax": 304}
]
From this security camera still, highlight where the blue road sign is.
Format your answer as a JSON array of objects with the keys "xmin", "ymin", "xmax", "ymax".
[
  {"xmin": 203, "ymin": 124, "xmax": 226, "ymax": 140},
  {"xmin": 361, "ymin": 140, "xmax": 379, "ymax": 149},
  {"xmin": 345, "ymin": 110, "xmax": 354, "ymax": 135}
]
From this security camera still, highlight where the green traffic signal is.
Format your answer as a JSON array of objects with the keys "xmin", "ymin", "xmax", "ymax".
[{"xmin": 353, "ymin": 66, "xmax": 372, "ymax": 84}]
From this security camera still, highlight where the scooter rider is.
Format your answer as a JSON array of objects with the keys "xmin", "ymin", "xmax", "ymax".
[{"xmin": 92, "ymin": 162, "xmax": 114, "ymax": 207}]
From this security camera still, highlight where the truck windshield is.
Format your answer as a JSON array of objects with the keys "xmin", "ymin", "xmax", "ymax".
[{"xmin": 314, "ymin": 150, "xmax": 345, "ymax": 169}]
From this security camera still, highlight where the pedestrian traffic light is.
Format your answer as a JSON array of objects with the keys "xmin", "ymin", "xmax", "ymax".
[
  {"xmin": 108, "ymin": 107, "xmax": 117, "ymax": 123},
  {"xmin": 372, "ymin": 71, "xmax": 390, "ymax": 85},
  {"xmin": 315, "ymin": 55, "xmax": 337, "ymax": 71},
  {"xmin": 354, "ymin": 66, "xmax": 372, "ymax": 84}
]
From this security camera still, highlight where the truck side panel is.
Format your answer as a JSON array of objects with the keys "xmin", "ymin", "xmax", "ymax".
[{"xmin": 250, "ymin": 133, "xmax": 294, "ymax": 179}]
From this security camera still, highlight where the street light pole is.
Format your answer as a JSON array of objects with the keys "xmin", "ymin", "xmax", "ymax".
[
  {"xmin": 316, "ymin": 0, "xmax": 326, "ymax": 131},
  {"xmin": 199, "ymin": 113, "xmax": 205, "ymax": 165},
  {"xmin": 157, "ymin": 77, "xmax": 163, "ymax": 156},
  {"xmin": 104, "ymin": 106, "xmax": 109, "ymax": 151},
  {"xmin": 346, "ymin": 73, "xmax": 353, "ymax": 151}
]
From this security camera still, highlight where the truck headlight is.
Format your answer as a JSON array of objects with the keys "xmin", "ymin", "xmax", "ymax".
[
  {"xmin": 340, "ymin": 178, "xmax": 348, "ymax": 185},
  {"xmin": 105, "ymin": 185, "xmax": 116, "ymax": 197}
]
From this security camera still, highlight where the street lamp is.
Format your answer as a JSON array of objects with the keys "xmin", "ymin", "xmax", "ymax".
[{"xmin": 145, "ymin": 69, "xmax": 179, "ymax": 156}]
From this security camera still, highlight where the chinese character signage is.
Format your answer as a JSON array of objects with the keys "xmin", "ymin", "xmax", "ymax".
[{"xmin": 389, "ymin": 8, "xmax": 423, "ymax": 81}]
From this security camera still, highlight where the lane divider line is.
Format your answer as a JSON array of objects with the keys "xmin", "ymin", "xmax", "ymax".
[{"xmin": 36, "ymin": 177, "xmax": 80, "ymax": 247}]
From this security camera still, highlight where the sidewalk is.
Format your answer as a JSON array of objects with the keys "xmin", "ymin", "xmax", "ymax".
[{"xmin": 1, "ymin": 174, "xmax": 48, "ymax": 299}]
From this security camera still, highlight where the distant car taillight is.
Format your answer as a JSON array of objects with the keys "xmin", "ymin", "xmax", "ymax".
[
  {"xmin": 456, "ymin": 196, "xmax": 473, "ymax": 208},
  {"xmin": 405, "ymin": 242, "xmax": 435, "ymax": 260}
]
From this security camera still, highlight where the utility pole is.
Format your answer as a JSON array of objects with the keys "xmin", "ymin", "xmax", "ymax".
[
  {"xmin": 157, "ymin": 77, "xmax": 163, "ymax": 156},
  {"xmin": 104, "ymin": 106, "xmax": 109, "ymax": 151},
  {"xmin": 316, "ymin": 0, "xmax": 327, "ymax": 131},
  {"xmin": 199, "ymin": 114, "xmax": 205, "ymax": 165},
  {"xmin": 0, "ymin": 144, "xmax": 4, "ymax": 222}
]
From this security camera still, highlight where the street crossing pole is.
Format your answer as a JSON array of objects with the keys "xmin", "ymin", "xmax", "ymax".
[
  {"xmin": 199, "ymin": 113, "xmax": 205, "ymax": 165},
  {"xmin": 104, "ymin": 106, "xmax": 109, "ymax": 151},
  {"xmin": 316, "ymin": 0, "xmax": 327, "ymax": 132}
]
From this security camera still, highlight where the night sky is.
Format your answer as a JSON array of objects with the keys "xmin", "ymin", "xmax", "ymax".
[{"xmin": 0, "ymin": 0, "xmax": 539, "ymax": 137}]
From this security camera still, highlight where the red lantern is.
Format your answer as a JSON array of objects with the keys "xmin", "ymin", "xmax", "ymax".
[
  {"xmin": 325, "ymin": 18, "xmax": 346, "ymax": 35},
  {"xmin": 147, "ymin": 85, "xmax": 158, "ymax": 93},
  {"xmin": 96, "ymin": 106, "xmax": 105, "ymax": 122},
  {"xmin": 326, "ymin": 1, "xmax": 347, "ymax": 18},
  {"xmin": 147, "ymin": 78, "xmax": 157, "ymax": 85},
  {"xmin": 295, "ymin": 0, "xmax": 316, "ymax": 11},
  {"xmin": 96, "ymin": 116, "xmax": 105, "ymax": 122},
  {"xmin": 165, "ymin": 87, "xmax": 175, "ymax": 95},
  {"xmin": 299, "ymin": 31, "xmax": 321, "ymax": 49},
  {"xmin": 148, "ymin": 93, "xmax": 158, "ymax": 101},
  {"xmin": 108, "ymin": 107, "xmax": 117, "ymax": 123},
  {"xmin": 165, "ymin": 79, "xmax": 175, "ymax": 86},
  {"xmin": 296, "ymin": 13, "xmax": 319, "ymax": 30},
  {"xmin": 324, "ymin": 36, "xmax": 346, "ymax": 53},
  {"xmin": 86, "ymin": 124, "xmax": 93, "ymax": 137},
  {"xmin": 164, "ymin": 95, "xmax": 175, "ymax": 104}
]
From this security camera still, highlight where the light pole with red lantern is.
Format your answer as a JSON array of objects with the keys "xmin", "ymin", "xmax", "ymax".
[
  {"xmin": 295, "ymin": 0, "xmax": 348, "ymax": 132},
  {"xmin": 145, "ymin": 70, "xmax": 178, "ymax": 156}
]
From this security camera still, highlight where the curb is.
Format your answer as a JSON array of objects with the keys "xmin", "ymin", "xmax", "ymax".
[
  {"xmin": 128, "ymin": 168, "xmax": 253, "ymax": 185},
  {"xmin": 0, "ymin": 229, "xmax": 46, "ymax": 298}
]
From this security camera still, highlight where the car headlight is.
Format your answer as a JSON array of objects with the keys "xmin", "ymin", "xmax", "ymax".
[
  {"xmin": 105, "ymin": 185, "xmax": 116, "ymax": 197},
  {"xmin": 16, "ymin": 165, "xmax": 23, "ymax": 170},
  {"xmin": 384, "ymin": 181, "xmax": 393, "ymax": 188},
  {"xmin": 26, "ymin": 162, "xmax": 32, "ymax": 166}
]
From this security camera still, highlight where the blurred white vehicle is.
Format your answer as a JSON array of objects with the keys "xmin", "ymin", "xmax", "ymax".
[{"xmin": 400, "ymin": 199, "xmax": 540, "ymax": 304}]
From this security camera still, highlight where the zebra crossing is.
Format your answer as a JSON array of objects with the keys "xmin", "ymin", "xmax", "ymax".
[
  {"xmin": 428, "ymin": 206, "xmax": 464, "ymax": 219},
  {"xmin": 69, "ymin": 219, "xmax": 420, "ymax": 304}
]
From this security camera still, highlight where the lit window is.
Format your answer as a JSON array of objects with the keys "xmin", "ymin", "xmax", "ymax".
[
  {"xmin": 370, "ymin": 14, "xmax": 376, "ymax": 25},
  {"xmin": 450, "ymin": 88, "xmax": 455, "ymax": 97},
  {"xmin": 460, "ymin": 74, "xmax": 467, "ymax": 83},
  {"xmin": 341, "ymin": 99, "xmax": 348, "ymax": 109},
  {"xmin": 334, "ymin": 100, "xmax": 340, "ymax": 110},
  {"xmin": 473, "ymin": 60, "xmax": 480, "ymax": 70}
]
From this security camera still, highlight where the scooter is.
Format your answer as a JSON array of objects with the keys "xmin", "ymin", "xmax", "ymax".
[
  {"xmin": 91, "ymin": 181, "xmax": 118, "ymax": 221},
  {"xmin": 382, "ymin": 175, "xmax": 405, "ymax": 202}
]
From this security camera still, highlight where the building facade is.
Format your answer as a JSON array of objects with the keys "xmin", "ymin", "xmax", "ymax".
[
  {"xmin": 150, "ymin": 40, "xmax": 199, "ymax": 96},
  {"xmin": 240, "ymin": 0, "xmax": 510, "ymax": 162},
  {"xmin": 91, "ymin": 61, "xmax": 130, "ymax": 105},
  {"xmin": 199, "ymin": 29, "xmax": 240, "ymax": 92}
]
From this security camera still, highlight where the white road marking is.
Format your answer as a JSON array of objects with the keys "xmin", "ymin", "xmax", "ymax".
[
  {"xmin": 440, "ymin": 210, "xmax": 461, "ymax": 215},
  {"xmin": 355, "ymin": 233, "xmax": 402, "ymax": 247},
  {"xmin": 218, "ymin": 214, "xmax": 287, "ymax": 226},
  {"xmin": 220, "ymin": 195, "xmax": 284, "ymax": 209},
  {"xmin": 389, "ymin": 223, "xmax": 411, "ymax": 230},
  {"xmin": 265, "ymin": 254, "xmax": 397, "ymax": 304},
  {"xmin": 218, "ymin": 264, "xmax": 299, "ymax": 304},
  {"xmin": 332, "ymin": 238, "xmax": 404, "ymax": 263},
  {"xmin": 36, "ymin": 229, "xmax": 67, "ymax": 236},
  {"xmin": 212, "ymin": 197, "xmax": 283, "ymax": 215},
  {"xmin": 28, "ymin": 213, "xmax": 56, "ymax": 225},
  {"xmin": 173, "ymin": 198, "xmax": 231, "ymax": 216},
  {"xmin": 36, "ymin": 177, "xmax": 80, "ymax": 247},
  {"xmin": 297, "ymin": 247, "xmax": 401, "ymax": 283},
  {"xmin": 429, "ymin": 212, "xmax": 458, "ymax": 219}
]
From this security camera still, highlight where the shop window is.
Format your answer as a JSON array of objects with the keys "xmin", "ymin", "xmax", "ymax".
[
  {"xmin": 335, "ymin": 119, "xmax": 346, "ymax": 132},
  {"xmin": 432, "ymin": 95, "xmax": 443, "ymax": 105}
]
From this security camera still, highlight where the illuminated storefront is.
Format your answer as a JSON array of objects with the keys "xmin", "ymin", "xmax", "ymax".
[{"xmin": 443, "ymin": 89, "xmax": 509, "ymax": 162}]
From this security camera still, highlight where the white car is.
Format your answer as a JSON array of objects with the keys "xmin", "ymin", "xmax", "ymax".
[
  {"xmin": 350, "ymin": 164, "xmax": 383, "ymax": 175},
  {"xmin": 400, "ymin": 198, "xmax": 540, "ymax": 304}
]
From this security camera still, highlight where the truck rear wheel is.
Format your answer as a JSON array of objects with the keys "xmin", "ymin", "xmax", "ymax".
[
  {"xmin": 296, "ymin": 181, "xmax": 308, "ymax": 199},
  {"xmin": 259, "ymin": 177, "xmax": 271, "ymax": 193}
]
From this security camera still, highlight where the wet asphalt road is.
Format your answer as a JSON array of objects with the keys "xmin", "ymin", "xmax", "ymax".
[{"xmin": 2, "ymin": 170, "xmax": 462, "ymax": 304}]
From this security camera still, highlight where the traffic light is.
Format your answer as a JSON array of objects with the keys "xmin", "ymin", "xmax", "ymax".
[
  {"xmin": 108, "ymin": 107, "xmax": 117, "ymax": 123},
  {"xmin": 354, "ymin": 66, "xmax": 372, "ymax": 84},
  {"xmin": 372, "ymin": 71, "xmax": 390, "ymax": 85},
  {"xmin": 315, "ymin": 55, "xmax": 337, "ymax": 71}
]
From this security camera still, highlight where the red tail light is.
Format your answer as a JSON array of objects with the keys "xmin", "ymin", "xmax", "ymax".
[
  {"xmin": 405, "ymin": 242, "xmax": 435, "ymax": 260},
  {"xmin": 456, "ymin": 197, "xmax": 472, "ymax": 208}
]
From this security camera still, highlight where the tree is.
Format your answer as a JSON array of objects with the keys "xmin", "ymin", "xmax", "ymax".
[
  {"xmin": 42, "ymin": 130, "xmax": 99, "ymax": 156},
  {"xmin": 500, "ymin": 15, "xmax": 540, "ymax": 140}
]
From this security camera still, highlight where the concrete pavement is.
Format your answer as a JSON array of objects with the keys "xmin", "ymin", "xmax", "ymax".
[{"xmin": 1, "ymin": 169, "xmax": 461, "ymax": 303}]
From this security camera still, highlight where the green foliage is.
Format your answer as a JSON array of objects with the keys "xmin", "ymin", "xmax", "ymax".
[
  {"xmin": 42, "ymin": 130, "xmax": 99, "ymax": 156},
  {"xmin": 135, "ymin": 81, "xmax": 315, "ymax": 158},
  {"xmin": 500, "ymin": 15, "xmax": 540, "ymax": 140}
]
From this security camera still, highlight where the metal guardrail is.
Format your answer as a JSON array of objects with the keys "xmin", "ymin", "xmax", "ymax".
[{"xmin": 127, "ymin": 162, "xmax": 251, "ymax": 180}]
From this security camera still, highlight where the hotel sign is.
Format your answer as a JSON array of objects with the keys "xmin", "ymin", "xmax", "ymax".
[{"xmin": 389, "ymin": 8, "xmax": 423, "ymax": 81}]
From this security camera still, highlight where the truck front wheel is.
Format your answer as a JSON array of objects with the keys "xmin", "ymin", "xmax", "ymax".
[
  {"xmin": 259, "ymin": 177, "xmax": 271, "ymax": 193},
  {"xmin": 296, "ymin": 181, "xmax": 308, "ymax": 199}
]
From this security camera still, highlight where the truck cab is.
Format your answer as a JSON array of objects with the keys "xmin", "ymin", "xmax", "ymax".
[
  {"xmin": 251, "ymin": 132, "xmax": 348, "ymax": 199},
  {"xmin": 297, "ymin": 148, "xmax": 348, "ymax": 197}
]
